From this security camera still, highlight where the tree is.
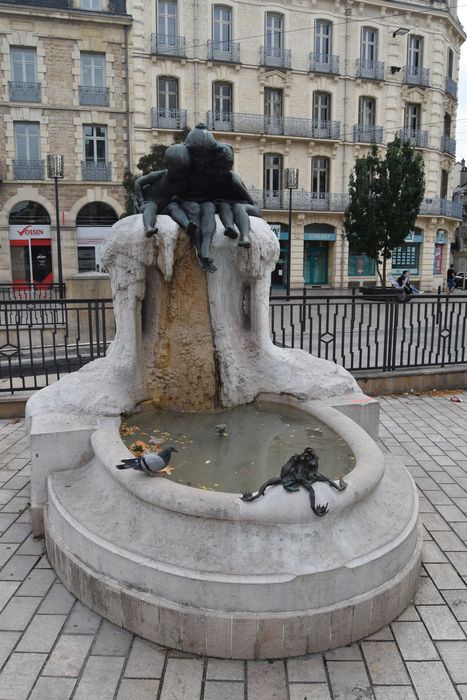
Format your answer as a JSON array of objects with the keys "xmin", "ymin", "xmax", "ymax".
[
  {"xmin": 344, "ymin": 136, "xmax": 425, "ymax": 286},
  {"xmin": 121, "ymin": 126, "xmax": 191, "ymax": 217}
]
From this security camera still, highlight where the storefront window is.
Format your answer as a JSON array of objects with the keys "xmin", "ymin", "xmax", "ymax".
[
  {"xmin": 8, "ymin": 201, "xmax": 52, "ymax": 287},
  {"xmin": 391, "ymin": 244, "xmax": 419, "ymax": 274},
  {"xmin": 76, "ymin": 202, "xmax": 118, "ymax": 273},
  {"xmin": 433, "ymin": 244, "xmax": 443, "ymax": 274},
  {"xmin": 348, "ymin": 251, "xmax": 375, "ymax": 276}
]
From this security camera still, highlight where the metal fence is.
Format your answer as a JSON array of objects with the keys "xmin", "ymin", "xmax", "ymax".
[
  {"xmin": 0, "ymin": 299, "xmax": 114, "ymax": 394},
  {"xmin": 270, "ymin": 289, "xmax": 467, "ymax": 372},
  {"xmin": 0, "ymin": 284, "xmax": 66, "ymax": 301}
]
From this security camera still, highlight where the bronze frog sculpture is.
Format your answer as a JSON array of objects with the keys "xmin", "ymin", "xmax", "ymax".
[{"xmin": 240, "ymin": 447, "xmax": 347, "ymax": 516}]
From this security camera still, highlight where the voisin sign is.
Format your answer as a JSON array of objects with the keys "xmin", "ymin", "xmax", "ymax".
[{"xmin": 9, "ymin": 224, "xmax": 51, "ymax": 240}]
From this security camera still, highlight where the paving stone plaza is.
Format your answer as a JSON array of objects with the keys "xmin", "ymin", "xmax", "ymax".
[{"xmin": 0, "ymin": 393, "xmax": 466, "ymax": 699}]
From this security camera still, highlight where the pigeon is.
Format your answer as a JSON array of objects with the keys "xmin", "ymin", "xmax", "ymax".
[{"xmin": 116, "ymin": 446, "xmax": 177, "ymax": 477}]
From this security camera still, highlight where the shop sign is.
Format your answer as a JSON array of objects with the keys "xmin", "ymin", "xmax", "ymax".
[
  {"xmin": 268, "ymin": 223, "xmax": 288, "ymax": 240},
  {"xmin": 304, "ymin": 232, "xmax": 336, "ymax": 241},
  {"xmin": 9, "ymin": 224, "xmax": 51, "ymax": 240}
]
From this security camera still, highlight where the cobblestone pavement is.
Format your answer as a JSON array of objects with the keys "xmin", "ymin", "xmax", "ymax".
[{"xmin": 0, "ymin": 393, "xmax": 467, "ymax": 699}]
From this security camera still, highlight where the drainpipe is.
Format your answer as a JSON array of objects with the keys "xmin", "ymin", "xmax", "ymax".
[
  {"xmin": 340, "ymin": 4, "xmax": 352, "ymax": 288},
  {"xmin": 193, "ymin": 0, "xmax": 199, "ymax": 124},
  {"xmin": 124, "ymin": 24, "xmax": 132, "ymax": 172}
]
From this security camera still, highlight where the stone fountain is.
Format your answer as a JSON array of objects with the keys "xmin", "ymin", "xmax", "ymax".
[{"xmin": 26, "ymin": 127, "xmax": 421, "ymax": 659}]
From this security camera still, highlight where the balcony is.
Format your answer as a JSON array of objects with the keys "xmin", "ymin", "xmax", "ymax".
[
  {"xmin": 13, "ymin": 159, "xmax": 44, "ymax": 180},
  {"xmin": 79, "ymin": 86, "xmax": 110, "ymax": 107},
  {"xmin": 81, "ymin": 161, "xmax": 112, "ymax": 181},
  {"xmin": 260, "ymin": 46, "xmax": 291, "ymax": 70},
  {"xmin": 151, "ymin": 34, "xmax": 186, "ymax": 58},
  {"xmin": 250, "ymin": 188, "xmax": 349, "ymax": 212},
  {"xmin": 205, "ymin": 111, "xmax": 340, "ymax": 139},
  {"xmin": 441, "ymin": 135, "xmax": 456, "ymax": 157},
  {"xmin": 420, "ymin": 198, "xmax": 462, "ymax": 219},
  {"xmin": 1, "ymin": 0, "xmax": 127, "ymax": 11},
  {"xmin": 403, "ymin": 66, "xmax": 430, "ymax": 87},
  {"xmin": 151, "ymin": 107, "xmax": 187, "ymax": 130},
  {"xmin": 399, "ymin": 128, "xmax": 428, "ymax": 149},
  {"xmin": 353, "ymin": 125, "xmax": 384, "ymax": 144},
  {"xmin": 445, "ymin": 77, "xmax": 458, "ymax": 99},
  {"xmin": 207, "ymin": 40, "xmax": 240, "ymax": 63},
  {"xmin": 309, "ymin": 52, "xmax": 339, "ymax": 75},
  {"xmin": 8, "ymin": 81, "xmax": 41, "ymax": 103},
  {"xmin": 356, "ymin": 59, "xmax": 384, "ymax": 81}
]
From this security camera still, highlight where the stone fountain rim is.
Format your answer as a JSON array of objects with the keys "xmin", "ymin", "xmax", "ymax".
[{"xmin": 92, "ymin": 395, "xmax": 385, "ymax": 524}]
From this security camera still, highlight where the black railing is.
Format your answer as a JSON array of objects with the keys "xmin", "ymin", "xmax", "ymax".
[
  {"xmin": 0, "ymin": 284, "xmax": 66, "ymax": 301},
  {"xmin": 270, "ymin": 289, "xmax": 467, "ymax": 372},
  {"xmin": 0, "ymin": 298, "xmax": 114, "ymax": 394}
]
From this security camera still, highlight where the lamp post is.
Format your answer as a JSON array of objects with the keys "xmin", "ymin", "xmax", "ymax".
[
  {"xmin": 284, "ymin": 168, "xmax": 299, "ymax": 297},
  {"xmin": 47, "ymin": 155, "xmax": 64, "ymax": 298}
]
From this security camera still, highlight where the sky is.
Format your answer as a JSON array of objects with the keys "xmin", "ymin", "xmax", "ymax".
[{"xmin": 456, "ymin": 4, "xmax": 467, "ymax": 162}]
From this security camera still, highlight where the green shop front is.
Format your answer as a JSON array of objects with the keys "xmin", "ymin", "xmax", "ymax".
[
  {"xmin": 391, "ymin": 229, "xmax": 424, "ymax": 278},
  {"xmin": 303, "ymin": 225, "xmax": 335, "ymax": 285}
]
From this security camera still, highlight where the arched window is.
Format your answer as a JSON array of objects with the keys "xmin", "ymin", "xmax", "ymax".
[
  {"xmin": 76, "ymin": 202, "xmax": 118, "ymax": 226},
  {"xmin": 314, "ymin": 20, "xmax": 332, "ymax": 56},
  {"xmin": 9, "ymin": 201, "xmax": 50, "ymax": 224}
]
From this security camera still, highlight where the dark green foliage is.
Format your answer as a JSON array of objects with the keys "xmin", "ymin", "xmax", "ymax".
[
  {"xmin": 121, "ymin": 127, "xmax": 191, "ymax": 217},
  {"xmin": 344, "ymin": 137, "xmax": 425, "ymax": 286}
]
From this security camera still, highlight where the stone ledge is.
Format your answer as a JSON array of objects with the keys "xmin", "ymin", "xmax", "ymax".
[{"xmin": 45, "ymin": 516, "xmax": 422, "ymax": 660}]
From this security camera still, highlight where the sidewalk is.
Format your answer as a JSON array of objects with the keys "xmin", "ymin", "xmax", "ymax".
[{"xmin": 0, "ymin": 393, "xmax": 466, "ymax": 699}]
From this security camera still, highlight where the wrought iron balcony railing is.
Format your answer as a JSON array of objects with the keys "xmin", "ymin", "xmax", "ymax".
[
  {"xmin": 356, "ymin": 59, "xmax": 384, "ymax": 80},
  {"xmin": 260, "ymin": 46, "xmax": 291, "ymax": 69},
  {"xmin": 81, "ymin": 161, "xmax": 112, "ymax": 181},
  {"xmin": 309, "ymin": 53, "xmax": 339, "ymax": 74},
  {"xmin": 403, "ymin": 66, "xmax": 430, "ymax": 87},
  {"xmin": 206, "ymin": 111, "xmax": 340, "ymax": 139},
  {"xmin": 8, "ymin": 81, "xmax": 41, "ymax": 103},
  {"xmin": 79, "ymin": 86, "xmax": 110, "ymax": 107},
  {"xmin": 250, "ymin": 188, "xmax": 349, "ymax": 212},
  {"xmin": 399, "ymin": 128, "xmax": 428, "ymax": 149},
  {"xmin": 13, "ymin": 159, "xmax": 44, "ymax": 180},
  {"xmin": 441, "ymin": 135, "xmax": 456, "ymax": 157},
  {"xmin": 420, "ymin": 198, "xmax": 462, "ymax": 219},
  {"xmin": 151, "ymin": 107, "xmax": 187, "ymax": 130},
  {"xmin": 207, "ymin": 40, "xmax": 240, "ymax": 63},
  {"xmin": 151, "ymin": 34, "xmax": 186, "ymax": 57},
  {"xmin": 353, "ymin": 124, "xmax": 384, "ymax": 144},
  {"xmin": 445, "ymin": 77, "xmax": 458, "ymax": 99}
]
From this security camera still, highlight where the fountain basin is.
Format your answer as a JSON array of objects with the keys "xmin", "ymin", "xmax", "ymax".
[{"xmin": 43, "ymin": 395, "xmax": 421, "ymax": 658}]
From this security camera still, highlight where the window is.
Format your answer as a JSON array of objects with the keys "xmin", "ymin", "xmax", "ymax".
[
  {"xmin": 447, "ymin": 48, "xmax": 453, "ymax": 78},
  {"xmin": 361, "ymin": 28, "xmax": 377, "ymax": 63},
  {"xmin": 81, "ymin": 0, "xmax": 101, "ymax": 9},
  {"xmin": 157, "ymin": 0, "xmax": 177, "ymax": 42},
  {"xmin": 408, "ymin": 36, "xmax": 423, "ymax": 71},
  {"xmin": 392, "ymin": 244, "xmax": 419, "ymax": 273},
  {"xmin": 444, "ymin": 113, "xmax": 452, "ymax": 137},
  {"xmin": 348, "ymin": 251, "xmax": 375, "ymax": 276},
  {"xmin": 81, "ymin": 53, "xmax": 105, "ymax": 87},
  {"xmin": 213, "ymin": 5, "xmax": 232, "ymax": 49},
  {"xmin": 83, "ymin": 125, "xmax": 107, "ymax": 163},
  {"xmin": 265, "ymin": 13, "xmax": 283, "ymax": 51},
  {"xmin": 264, "ymin": 154, "xmax": 282, "ymax": 191},
  {"xmin": 158, "ymin": 76, "xmax": 179, "ymax": 112},
  {"xmin": 264, "ymin": 88, "xmax": 282, "ymax": 118},
  {"xmin": 213, "ymin": 82, "xmax": 232, "ymax": 114},
  {"xmin": 77, "ymin": 203, "xmax": 117, "ymax": 272},
  {"xmin": 441, "ymin": 170, "xmax": 448, "ymax": 199},
  {"xmin": 312, "ymin": 157, "xmax": 329, "ymax": 196},
  {"xmin": 359, "ymin": 97, "xmax": 375, "ymax": 126},
  {"xmin": 11, "ymin": 47, "xmax": 37, "ymax": 83},
  {"xmin": 14, "ymin": 122, "xmax": 40, "ymax": 161},
  {"xmin": 314, "ymin": 20, "xmax": 331, "ymax": 57},
  {"xmin": 313, "ymin": 92, "xmax": 330, "ymax": 122},
  {"xmin": 405, "ymin": 103, "xmax": 421, "ymax": 131}
]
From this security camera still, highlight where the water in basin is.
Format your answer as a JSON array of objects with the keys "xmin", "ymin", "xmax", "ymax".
[{"xmin": 121, "ymin": 402, "xmax": 354, "ymax": 493}]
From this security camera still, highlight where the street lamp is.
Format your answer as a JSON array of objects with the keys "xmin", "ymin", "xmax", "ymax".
[
  {"xmin": 47, "ymin": 154, "xmax": 65, "ymax": 298},
  {"xmin": 284, "ymin": 168, "xmax": 299, "ymax": 296},
  {"xmin": 392, "ymin": 27, "xmax": 409, "ymax": 37}
]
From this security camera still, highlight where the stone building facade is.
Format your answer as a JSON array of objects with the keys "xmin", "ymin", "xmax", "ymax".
[
  {"xmin": 0, "ymin": 0, "xmax": 131, "ymax": 293},
  {"xmin": 129, "ymin": 0, "xmax": 465, "ymax": 291},
  {"xmin": 0, "ymin": 0, "xmax": 464, "ymax": 292}
]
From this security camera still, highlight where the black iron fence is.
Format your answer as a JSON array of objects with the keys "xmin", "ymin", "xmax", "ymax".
[
  {"xmin": 270, "ymin": 289, "xmax": 467, "ymax": 372},
  {"xmin": 0, "ymin": 284, "xmax": 66, "ymax": 301},
  {"xmin": 0, "ymin": 298, "xmax": 114, "ymax": 394},
  {"xmin": 1, "ymin": 290, "xmax": 466, "ymax": 395}
]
